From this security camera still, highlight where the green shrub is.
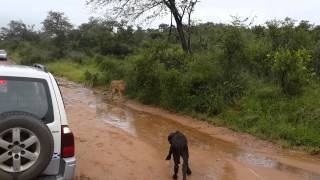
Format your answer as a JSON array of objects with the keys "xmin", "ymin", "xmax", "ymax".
[
  {"xmin": 66, "ymin": 51, "xmax": 87, "ymax": 64},
  {"xmin": 184, "ymin": 55, "xmax": 225, "ymax": 114},
  {"xmin": 18, "ymin": 45, "xmax": 49, "ymax": 65},
  {"xmin": 245, "ymin": 38, "xmax": 273, "ymax": 77},
  {"xmin": 125, "ymin": 42, "xmax": 188, "ymax": 105},
  {"xmin": 98, "ymin": 59, "xmax": 126, "ymax": 83},
  {"xmin": 94, "ymin": 54, "xmax": 105, "ymax": 64},
  {"xmin": 159, "ymin": 68, "xmax": 188, "ymax": 111},
  {"xmin": 84, "ymin": 70, "xmax": 101, "ymax": 87},
  {"xmin": 101, "ymin": 42, "xmax": 132, "ymax": 57},
  {"xmin": 128, "ymin": 54, "xmax": 161, "ymax": 104},
  {"xmin": 159, "ymin": 46, "xmax": 188, "ymax": 70},
  {"xmin": 311, "ymin": 41, "xmax": 320, "ymax": 74},
  {"xmin": 222, "ymin": 27, "xmax": 246, "ymax": 77},
  {"xmin": 272, "ymin": 48, "xmax": 311, "ymax": 95},
  {"xmin": 125, "ymin": 44, "xmax": 246, "ymax": 115}
]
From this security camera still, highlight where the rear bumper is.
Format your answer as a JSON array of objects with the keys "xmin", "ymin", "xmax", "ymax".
[
  {"xmin": 39, "ymin": 157, "xmax": 76, "ymax": 180},
  {"xmin": 57, "ymin": 157, "xmax": 76, "ymax": 180}
]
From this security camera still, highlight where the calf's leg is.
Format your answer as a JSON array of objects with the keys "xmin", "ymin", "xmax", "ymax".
[
  {"xmin": 182, "ymin": 156, "xmax": 188, "ymax": 180},
  {"xmin": 182, "ymin": 147, "xmax": 191, "ymax": 180},
  {"xmin": 186, "ymin": 146, "xmax": 192, "ymax": 175},
  {"xmin": 172, "ymin": 153, "xmax": 180, "ymax": 179}
]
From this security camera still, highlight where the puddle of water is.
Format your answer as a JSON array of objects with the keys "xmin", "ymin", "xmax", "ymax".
[
  {"xmin": 60, "ymin": 81, "xmax": 320, "ymax": 180},
  {"xmin": 97, "ymin": 103, "xmax": 137, "ymax": 135},
  {"xmin": 238, "ymin": 153, "xmax": 278, "ymax": 168}
]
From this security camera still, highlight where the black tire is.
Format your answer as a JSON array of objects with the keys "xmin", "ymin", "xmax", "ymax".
[{"xmin": 0, "ymin": 112, "xmax": 54, "ymax": 180}]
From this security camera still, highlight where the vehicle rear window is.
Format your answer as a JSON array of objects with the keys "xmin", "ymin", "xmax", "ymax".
[{"xmin": 0, "ymin": 77, "xmax": 53, "ymax": 123}]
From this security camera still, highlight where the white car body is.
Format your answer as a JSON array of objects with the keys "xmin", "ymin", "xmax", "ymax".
[
  {"xmin": 0, "ymin": 50, "xmax": 7, "ymax": 60},
  {"xmin": 0, "ymin": 64, "xmax": 76, "ymax": 180}
]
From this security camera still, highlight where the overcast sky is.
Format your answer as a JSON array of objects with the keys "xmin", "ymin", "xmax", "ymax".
[{"xmin": 0, "ymin": 0, "xmax": 319, "ymax": 29}]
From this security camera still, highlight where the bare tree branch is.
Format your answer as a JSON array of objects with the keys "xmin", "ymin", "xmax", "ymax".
[{"xmin": 87, "ymin": 0, "xmax": 200, "ymax": 52}]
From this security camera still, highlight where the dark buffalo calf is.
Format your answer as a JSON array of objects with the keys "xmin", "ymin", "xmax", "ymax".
[{"xmin": 166, "ymin": 131, "xmax": 192, "ymax": 180}]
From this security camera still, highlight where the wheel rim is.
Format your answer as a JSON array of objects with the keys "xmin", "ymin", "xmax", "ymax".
[{"xmin": 0, "ymin": 128, "xmax": 41, "ymax": 173}]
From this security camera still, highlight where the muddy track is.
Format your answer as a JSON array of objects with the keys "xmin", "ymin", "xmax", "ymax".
[
  {"xmin": 0, "ymin": 59, "xmax": 14, "ymax": 64},
  {"xmin": 55, "ymin": 79, "xmax": 320, "ymax": 180}
]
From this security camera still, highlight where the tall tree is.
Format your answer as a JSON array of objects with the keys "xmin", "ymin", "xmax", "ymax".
[
  {"xmin": 0, "ymin": 20, "xmax": 34, "ymax": 41},
  {"xmin": 42, "ymin": 11, "xmax": 73, "ymax": 37},
  {"xmin": 87, "ymin": 0, "xmax": 199, "ymax": 53},
  {"xmin": 42, "ymin": 11, "xmax": 73, "ymax": 57}
]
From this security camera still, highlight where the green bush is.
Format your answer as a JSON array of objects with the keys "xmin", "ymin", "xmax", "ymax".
[
  {"xmin": 222, "ymin": 27, "xmax": 246, "ymax": 77},
  {"xmin": 84, "ymin": 70, "xmax": 101, "ymax": 87},
  {"xmin": 101, "ymin": 42, "xmax": 132, "ymax": 57},
  {"xmin": 159, "ymin": 46, "xmax": 188, "ymax": 70},
  {"xmin": 125, "ymin": 42, "xmax": 189, "ymax": 105},
  {"xmin": 272, "ymin": 48, "xmax": 311, "ymax": 95},
  {"xmin": 125, "ymin": 43, "xmax": 246, "ymax": 115},
  {"xmin": 94, "ymin": 54, "xmax": 105, "ymax": 64},
  {"xmin": 18, "ymin": 44, "xmax": 50, "ymax": 65},
  {"xmin": 159, "ymin": 68, "xmax": 188, "ymax": 111},
  {"xmin": 311, "ymin": 41, "xmax": 320, "ymax": 74},
  {"xmin": 127, "ymin": 54, "xmax": 161, "ymax": 104},
  {"xmin": 66, "ymin": 51, "xmax": 87, "ymax": 64},
  {"xmin": 245, "ymin": 38, "xmax": 273, "ymax": 77},
  {"xmin": 185, "ymin": 55, "xmax": 226, "ymax": 114},
  {"xmin": 98, "ymin": 59, "xmax": 126, "ymax": 83}
]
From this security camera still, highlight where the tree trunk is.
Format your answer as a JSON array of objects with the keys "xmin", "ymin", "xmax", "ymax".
[
  {"xmin": 172, "ymin": 14, "xmax": 189, "ymax": 53},
  {"xmin": 187, "ymin": 11, "xmax": 192, "ymax": 52},
  {"xmin": 165, "ymin": 0, "xmax": 190, "ymax": 53},
  {"xmin": 168, "ymin": 13, "xmax": 173, "ymax": 42}
]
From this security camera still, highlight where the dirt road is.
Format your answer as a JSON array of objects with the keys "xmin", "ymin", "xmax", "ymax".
[
  {"xmin": 57, "ymin": 79, "xmax": 320, "ymax": 180},
  {"xmin": 0, "ymin": 59, "xmax": 13, "ymax": 64}
]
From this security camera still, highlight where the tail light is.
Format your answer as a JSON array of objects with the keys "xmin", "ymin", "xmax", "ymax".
[
  {"xmin": 0, "ymin": 80, "xmax": 7, "ymax": 85},
  {"xmin": 61, "ymin": 125, "xmax": 75, "ymax": 158}
]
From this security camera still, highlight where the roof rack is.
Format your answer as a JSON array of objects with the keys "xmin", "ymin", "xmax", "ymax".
[{"xmin": 33, "ymin": 64, "xmax": 48, "ymax": 72}]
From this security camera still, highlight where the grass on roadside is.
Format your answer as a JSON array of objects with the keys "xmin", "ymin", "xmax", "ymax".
[
  {"xmin": 46, "ymin": 61, "xmax": 98, "ymax": 83},
  {"xmin": 216, "ymin": 78, "xmax": 320, "ymax": 154}
]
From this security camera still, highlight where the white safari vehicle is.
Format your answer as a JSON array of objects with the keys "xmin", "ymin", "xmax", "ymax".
[
  {"xmin": 0, "ymin": 50, "xmax": 7, "ymax": 61},
  {"xmin": 0, "ymin": 64, "xmax": 76, "ymax": 180}
]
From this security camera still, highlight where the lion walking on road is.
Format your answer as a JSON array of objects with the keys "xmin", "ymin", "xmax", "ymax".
[{"xmin": 110, "ymin": 80, "xmax": 126, "ymax": 101}]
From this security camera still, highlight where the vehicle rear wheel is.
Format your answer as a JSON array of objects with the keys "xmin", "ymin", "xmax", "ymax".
[{"xmin": 0, "ymin": 112, "xmax": 54, "ymax": 180}]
